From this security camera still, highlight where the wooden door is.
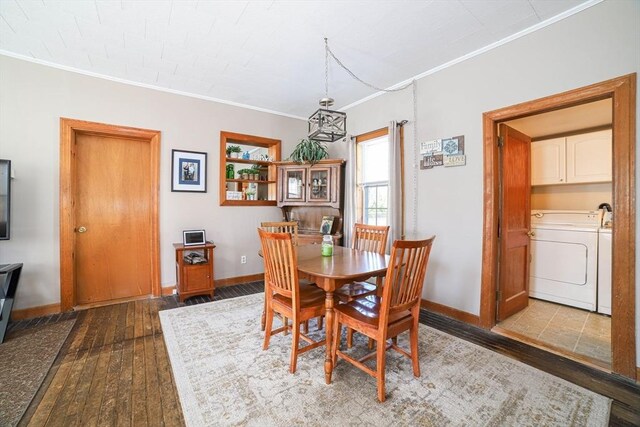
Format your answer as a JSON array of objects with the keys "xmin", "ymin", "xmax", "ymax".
[
  {"xmin": 74, "ymin": 133, "xmax": 152, "ymax": 305},
  {"xmin": 497, "ymin": 124, "xmax": 531, "ymax": 321}
]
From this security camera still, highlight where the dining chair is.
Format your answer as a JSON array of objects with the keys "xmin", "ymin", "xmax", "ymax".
[
  {"xmin": 258, "ymin": 228, "xmax": 327, "ymax": 373},
  {"xmin": 335, "ymin": 223, "xmax": 390, "ymax": 347},
  {"xmin": 331, "ymin": 236, "xmax": 435, "ymax": 402},
  {"xmin": 259, "ymin": 221, "xmax": 298, "ymax": 333}
]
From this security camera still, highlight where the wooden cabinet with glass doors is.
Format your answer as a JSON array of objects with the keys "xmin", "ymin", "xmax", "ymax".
[
  {"xmin": 277, "ymin": 159, "xmax": 343, "ymax": 208},
  {"xmin": 276, "ymin": 159, "xmax": 345, "ymax": 244},
  {"xmin": 219, "ymin": 131, "xmax": 281, "ymax": 206}
]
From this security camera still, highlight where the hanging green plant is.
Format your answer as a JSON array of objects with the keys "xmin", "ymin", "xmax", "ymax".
[{"xmin": 288, "ymin": 139, "xmax": 329, "ymax": 165}]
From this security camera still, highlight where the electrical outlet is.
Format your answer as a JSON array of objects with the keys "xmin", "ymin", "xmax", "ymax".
[
  {"xmin": 241, "ymin": 255, "xmax": 247, "ymax": 264},
  {"xmin": 172, "ymin": 289, "xmax": 177, "ymax": 295}
]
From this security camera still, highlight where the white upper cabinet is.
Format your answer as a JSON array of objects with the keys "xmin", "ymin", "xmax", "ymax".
[
  {"xmin": 531, "ymin": 129, "xmax": 611, "ymax": 186},
  {"xmin": 531, "ymin": 137, "xmax": 566, "ymax": 185},
  {"xmin": 566, "ymin": 129, "xmax": 612, "ymax": 184}
]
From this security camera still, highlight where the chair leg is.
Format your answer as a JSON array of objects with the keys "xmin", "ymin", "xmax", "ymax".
[
  {"xmin": 263, "ymin": 305, "xmax": 274, "ymax": 350},
  {"xmin": 290, "ymin": 319, "xmax": 300, "ymax": 374},
  {"xmin": 368, "ymin": 338, "xmax": 375, "ymax": 350},
  {"xmin": 283, "ymin": 317, "xmax": 288, "ymax": 335},
  {"xmin": 303, "ymin": 320, "xmax": 309, "ymax": 334},
  {"xmin": 376, "ymin": 337, "xmax": 387, "ymax": 402},
  {"xmin": 317, "ymin": 316, "xmax": 324, "ymax": 331},
  {"xmin": 410, "ymin": 314, "xmax": 421, "ymax": 377},
  {"xmin": 332, "ymin": 317, "xmax": 341, "ymax": 366},
  {"xmin": 347, "ymin": 328, "xmax": 354, "ymax": 348},
  {"xmin": 261, "ymin": 295, "xmax": 267, "ymax": 331}
]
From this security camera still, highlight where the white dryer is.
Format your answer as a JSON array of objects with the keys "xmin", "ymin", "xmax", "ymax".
[
  {"xmin": 529, "ymin": 210, "xmax": 600, "ymax": 311},
  {"xmin": 597, "ymin": 227, "xmax": 612, "ymax": 315}
]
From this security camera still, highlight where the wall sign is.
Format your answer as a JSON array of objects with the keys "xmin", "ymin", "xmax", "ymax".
[{"xmin": 420, "ymin": 135, "xmax": 466, "ymax": 169}]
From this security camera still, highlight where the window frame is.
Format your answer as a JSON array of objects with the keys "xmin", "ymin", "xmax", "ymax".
[{"xmin": 356, "ymin": 127, "xmax": 390, "ymax": 224}]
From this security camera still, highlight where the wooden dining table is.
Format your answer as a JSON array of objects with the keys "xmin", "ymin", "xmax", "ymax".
[{"xmin": 295, "ymin": 245, "xmax": 389, "ymax": 384}]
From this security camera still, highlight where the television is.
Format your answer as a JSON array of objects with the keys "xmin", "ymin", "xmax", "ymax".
[{"xmin": 0, "ymin": 160, "xmax": 10, "ymax": 240}]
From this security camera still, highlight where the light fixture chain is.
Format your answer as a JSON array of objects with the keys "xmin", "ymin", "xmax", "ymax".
[
  {"xmin": 412, "ymin": 79, "xmax": 418, "ymax": 235},
  {"xmin": 325, "ymin": 39, "xmax": 412, "ymax": 93},
  {"xmin": 324, "ymin": 37, "xmax": 329, "ymax": 99}
]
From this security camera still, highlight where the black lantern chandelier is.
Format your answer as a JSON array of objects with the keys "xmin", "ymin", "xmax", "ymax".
[{"xmin": 308, "ymin": 38, "xmax": 347, "ymax": 143}]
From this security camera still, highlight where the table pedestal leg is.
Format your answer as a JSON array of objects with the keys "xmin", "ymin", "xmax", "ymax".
[{"xmin": 324, "ymin": 290, "xmax": 334, "ymax": 384}]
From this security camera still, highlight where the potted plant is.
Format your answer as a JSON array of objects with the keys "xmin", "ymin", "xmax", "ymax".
[
  {"xmin": 226, "ymin": 145, "xmax": 242, "ymax": 158},
  {"xmin": 288, "ymin": 139, "xmax": 328, "ymax": 165},
  {"xmin": 245, "ymin": 188, "xmax": 256, "ymax": 200},
  {"xmin": 250, "ymin": 167, "xmax": 262, "ymax": 180},
  {"xmin": 237, "ymin": 168, "xmax": 250, "ymax": 180}
]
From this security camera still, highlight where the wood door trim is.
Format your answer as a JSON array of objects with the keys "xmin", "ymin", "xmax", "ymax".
[
  {"xmin": 60, "ymin": 118, "xmax": 161, "ymax": 311},
  {"xmin": 480, "ymin": 74, "xmax": 636, "ymax": 379}
]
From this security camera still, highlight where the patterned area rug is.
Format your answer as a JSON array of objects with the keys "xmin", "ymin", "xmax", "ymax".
[
  {"xmin": 0, "ymin": 319, "xmax": 75, "ymax": 426},
  {"xmin": 160, "ymin": 294, "xmax": 610, "ymax": 426}
]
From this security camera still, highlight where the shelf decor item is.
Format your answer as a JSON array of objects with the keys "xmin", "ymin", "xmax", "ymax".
[
  {"xmin": 226, "ymin": 145, "xmax": 242, "ymax": 158},
  {"xmin": 289, "ymin": 139, "xmax": 329, "ymax": 165},
  {"xmin": 172, "ymin": 149, "xmax": 207, "ymax": 192}
]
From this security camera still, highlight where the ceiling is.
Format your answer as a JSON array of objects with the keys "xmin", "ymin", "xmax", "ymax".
[
  {"xmin": 0, "ymin": 0, "xmax": 593, "ymax": 119},
  {"xmin": 506, "ymin": 98, "xmax": 612, "ymax": 138}
]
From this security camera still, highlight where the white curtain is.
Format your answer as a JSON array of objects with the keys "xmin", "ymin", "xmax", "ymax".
[
  {"xmin": 387, "ymin": 121, "xmax": 403, "ymax": 252},
  {"xmin": 342, "ymin": 135, "xmax": 356, "ymax": 247}
]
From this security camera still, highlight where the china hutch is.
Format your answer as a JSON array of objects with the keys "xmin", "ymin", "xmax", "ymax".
[{"xmin": 276, "ymin": 159, "xmax": 345, "ymax": 245}]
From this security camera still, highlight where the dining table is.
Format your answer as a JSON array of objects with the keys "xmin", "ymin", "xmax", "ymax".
[{"xmin": 295, "ymin": 244, "xmax": 389, "ymax": 384}]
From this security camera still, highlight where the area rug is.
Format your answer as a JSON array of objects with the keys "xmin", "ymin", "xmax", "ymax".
[
  {"xmin": 160, "ymin": 294, "xmax": 610, "ymax": 426},
  {"xmin": 0, "ymin": 318, "xmax": 76, "ymax": 426}
]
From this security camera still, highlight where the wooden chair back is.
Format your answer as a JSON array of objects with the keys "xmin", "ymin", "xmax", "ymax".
[
  {"xmin": 260, "ymin": 221, "xmax": 299, "ymax": 246},
  {"xmin": 380, "ymin": 237, "xmax": 435, "ymax": 319},
  {"xmin": 258, "ymin": 228, "xmax": 299, "ymax": 302},
  {"xmin": 351, "ymin": 223, "xmax": 390, "ymax": 254}
]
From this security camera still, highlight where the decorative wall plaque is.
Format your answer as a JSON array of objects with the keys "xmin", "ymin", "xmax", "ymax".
[{"xmin": 420, "ymin": 135, "xmax": 466, "ymax": 169}]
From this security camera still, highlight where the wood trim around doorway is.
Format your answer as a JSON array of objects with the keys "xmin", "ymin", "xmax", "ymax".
[
  {"xmin": 59, "ymin": 118, "xmax": 161, "ymax": 312},
  {"xmin": 480, "ymin": 74, "xmax": 637, "ymax": 379}
]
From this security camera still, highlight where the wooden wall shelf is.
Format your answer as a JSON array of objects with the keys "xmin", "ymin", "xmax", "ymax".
[{"xmin": 220, "ymin": 131, "xmax": 281, "ymax": 206}]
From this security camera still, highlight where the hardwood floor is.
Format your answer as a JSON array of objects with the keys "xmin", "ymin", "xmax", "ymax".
[{"xmin": 11, "ymin": 281, "xmax": 640, "ymax": 426}]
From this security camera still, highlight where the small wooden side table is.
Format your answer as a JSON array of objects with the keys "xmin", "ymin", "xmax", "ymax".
[{"xmin": 173, "ymin": 242, "xmax": 215, "ymax": 302}]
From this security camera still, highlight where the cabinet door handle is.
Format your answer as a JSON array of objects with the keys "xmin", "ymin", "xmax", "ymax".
[{"xmin": 526, "ymin": 231, "xmax": 535, "ymax": 237}]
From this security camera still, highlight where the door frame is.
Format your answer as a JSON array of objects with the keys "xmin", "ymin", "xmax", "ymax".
[
  {"xmin": 480, "ymin": 74, "xmax": 637, "ymax": 379},
  {"xmin": 60, "ymin": 118, "xmax": 161, "ymax": 311}
]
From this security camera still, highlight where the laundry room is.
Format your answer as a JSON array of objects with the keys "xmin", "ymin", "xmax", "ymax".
[{"xmin": 495, "ymin": 98, "xmax": 613, "ymax": 367}]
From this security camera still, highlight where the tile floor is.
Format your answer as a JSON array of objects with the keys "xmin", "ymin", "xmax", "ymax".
[{"xmin": 497, "ymin": 298, "xmax": 611, "ymax": 365}]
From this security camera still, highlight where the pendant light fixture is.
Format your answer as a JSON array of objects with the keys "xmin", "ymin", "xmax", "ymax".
[{"xmin": 308, "ymin": 38, "xmax": 347, "ymax": 142}]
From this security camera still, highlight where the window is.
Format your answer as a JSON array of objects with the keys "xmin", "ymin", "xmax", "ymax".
[{"xmin": 357, "ymin": 132, "xmax": 389, "ymax": 226}]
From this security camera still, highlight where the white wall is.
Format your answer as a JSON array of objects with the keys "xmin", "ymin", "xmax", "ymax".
[
  {"xmin": 329, "ymin": 0, "xmax": 640, "ymax": 365},
  {"xmin": 0, "ymin": 56, "xmax": 306, "ymax": 310}
]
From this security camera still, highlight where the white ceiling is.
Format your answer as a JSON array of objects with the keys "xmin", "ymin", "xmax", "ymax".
[
  {"xmin": 0, "ymin": 0, "xmax": 593, "ymax": 119},
  {"xmin": 506, "ymin": 98, "xmax": 612, "ymax": 138}
]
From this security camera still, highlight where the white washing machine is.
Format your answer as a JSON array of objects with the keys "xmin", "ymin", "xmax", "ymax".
[
  {"xmin": 597, "ymin": 227, "xmax": 612, "ymax": 315},
  {"xmin": 529, "ymin": 210, "xmax": 600, "ymax": 311}
]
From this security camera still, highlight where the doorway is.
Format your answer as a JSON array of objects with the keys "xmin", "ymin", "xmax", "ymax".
[
  {"xmin": 60, "ymin": 118, "xmax": 161, "ymax": 310},
  {"xmin": 480, "ymin": 74, "xmax": 636, "ymax": 379}
]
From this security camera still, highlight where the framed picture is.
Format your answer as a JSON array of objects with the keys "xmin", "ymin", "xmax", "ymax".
[
  {"xmin": 320, "ymin": 215, "xmax": 334, "ymax": 234},
  {"xmin": 172, "ymin": 149, "xmax": 207, "ymax": 192}
]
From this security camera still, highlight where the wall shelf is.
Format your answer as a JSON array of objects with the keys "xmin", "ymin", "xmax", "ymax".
[{"xmin": 220, "ymin": 131, "xmax": 281, "ymax": 206}]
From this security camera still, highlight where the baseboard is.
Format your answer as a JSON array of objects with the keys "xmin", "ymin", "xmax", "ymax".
[
  {"xmin": 215, "ymin": 273, "xmax": 263, "ymax": 288},
  {"xmin": 10, "ymin": 303, "xmax": 61, "ymax": 321},
  {"xmin": 420, "ymin": 299, "xmax": 480, "ymax": 326},
  {"xmin": 162, "ymin": 273, "xmax": 263, "ymax": 294},
  {"xmin": 161, "ymin": 286, "xmax": 176, "ymax": 296}
]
